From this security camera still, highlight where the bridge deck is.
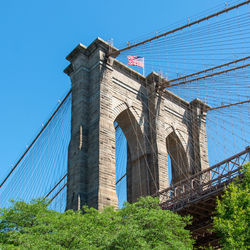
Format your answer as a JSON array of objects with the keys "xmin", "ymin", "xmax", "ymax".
[{"xmin": 157, "ymin": 147, "xmax": 250, "ymax": 247}]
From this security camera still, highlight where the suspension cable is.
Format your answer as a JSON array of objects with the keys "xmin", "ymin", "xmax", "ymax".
[
  {"xmin": 164, "ymin": 64, "xmax": 249, "ymax": 88},
  {"xmin": 109, "ymin": 0, "xmax": 250, "ymax": 57},
  {"xmin": 209, "ymin": 99, "xmax": 250, "ymax": 111},
  {"xmin": 0, "ymin": 90, "xmax": 72, "ymax": 189}
]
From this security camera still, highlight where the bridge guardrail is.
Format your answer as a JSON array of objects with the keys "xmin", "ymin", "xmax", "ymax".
[{"xmin": 156, "ymin": 147, "xmax": 250, "ymax": 210}]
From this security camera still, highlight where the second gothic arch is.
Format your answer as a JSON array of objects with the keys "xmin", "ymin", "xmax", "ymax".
[{"xmin": 166, "ymin": 129, "xmax": 189, "ymax": 185}]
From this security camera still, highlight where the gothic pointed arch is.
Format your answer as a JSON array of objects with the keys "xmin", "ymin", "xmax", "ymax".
[
  {"xmin": 115, "ymin": 107, "xmax": 149, "ymax": 203},
  {"xmin": 166, "ymin": 130, "xmax": 189, "ymax": 185}
]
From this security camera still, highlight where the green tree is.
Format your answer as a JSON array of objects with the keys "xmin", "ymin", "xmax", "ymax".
[
  {"xmin": 213, "ymin": 162, "xmax": 250, "ymax": 249},
  {"xmin": 0, "ymin": 196, "xmax": 194, "ymax": 249}
]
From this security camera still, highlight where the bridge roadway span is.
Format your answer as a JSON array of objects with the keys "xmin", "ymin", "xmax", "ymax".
[{"xmin": 156, "ymin": 147, "xmax": 250, "ymax": 247}]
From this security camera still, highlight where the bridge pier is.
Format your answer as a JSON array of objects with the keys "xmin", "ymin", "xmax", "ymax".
[
  {"xmin": 64, "ymin": 38, "xmax": 210, "ymax": 210},
  {"xmin": 64, "ymin": 39, "xmax": 119, "ymax": 210}
]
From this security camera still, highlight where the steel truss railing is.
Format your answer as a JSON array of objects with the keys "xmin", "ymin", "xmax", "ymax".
[{"xmin": 157, "ymin": 147, "xmax": 250, "ymax": 210}]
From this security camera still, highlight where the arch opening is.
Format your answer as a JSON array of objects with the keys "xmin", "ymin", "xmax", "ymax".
[
  {"xmin": 166, "ymin": 131, "xmax": 189, "ymax": 185},
  {"xmin": 167, "ymin": 152, "xmax": 172, "ymax": 185},
  {"xmin": 114, "ymin": 108, "xmax": 148, "ymax": 206},
  {"xmin": 114, "ymin": 121, "xmax": 127, "ymax": 208}
]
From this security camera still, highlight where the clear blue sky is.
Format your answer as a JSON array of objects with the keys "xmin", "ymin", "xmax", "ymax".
[{"xmin": 0, "ymin": 0, "xmax": 231, "ymax": 183}]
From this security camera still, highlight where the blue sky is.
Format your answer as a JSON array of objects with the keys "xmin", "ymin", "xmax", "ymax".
[{"xmin": 1, "ymin": 0, "xmax": 242, "ymax": 203}]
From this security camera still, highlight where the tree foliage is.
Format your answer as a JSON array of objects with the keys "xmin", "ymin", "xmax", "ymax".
[
  {"xmin": 213, "ymin": 162, "xmax": 250, "ymax": 249},
  {"xmin": 0, "ymin": 196, "xmax": 193, "ymax": 249}
]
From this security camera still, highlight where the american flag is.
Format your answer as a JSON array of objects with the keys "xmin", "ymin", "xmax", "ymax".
[{"xmin": 127, "ymin": 55, "xmax": 144, "ymax": 68}]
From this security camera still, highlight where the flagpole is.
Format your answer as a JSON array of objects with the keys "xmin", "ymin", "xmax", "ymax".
[{"xmin": 143, "ymin": 58, "xmax": 145, "ymax": 76}]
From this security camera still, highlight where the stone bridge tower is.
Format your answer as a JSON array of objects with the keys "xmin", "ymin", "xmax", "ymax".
[{"xmin": 64, "ymin": 38, "xmax": 210, "ymax": 210}]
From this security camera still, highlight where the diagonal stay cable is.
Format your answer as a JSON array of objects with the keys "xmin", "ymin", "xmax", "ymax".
[
  {"xmin": 167, "ymin": 57, "xmax": 250, "ymax": 84},
  {"xmin": 163, "ymin": 64, "xmax": 250, "ymax": 89},
  {"xmin": 209, "ymin": 99, "xmax": 250, "ymax": 111},
  {"xmin": 0, "ymin": 90, "xmax": 72, "ymax": 189},
  {"xmin": 44, "ymin": 174, "xmax": 68, "ymax": 199},
  {"xmin": 109, "ymin": 0, "xmax": 250, "ymax": 57},
  {"xmin": 48, "ymin": 183, "xmax": 67, "ymax": 205}
]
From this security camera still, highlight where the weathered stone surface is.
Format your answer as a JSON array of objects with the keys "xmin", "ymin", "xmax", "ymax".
[{"xmin": 65, "ymin": 38, "xmax": 209, "ymax": 210}]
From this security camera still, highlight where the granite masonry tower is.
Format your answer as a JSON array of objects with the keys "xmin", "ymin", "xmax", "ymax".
[{"xmin": 64, "ymin": 38, "xmax": 210, "ymax": 210}]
